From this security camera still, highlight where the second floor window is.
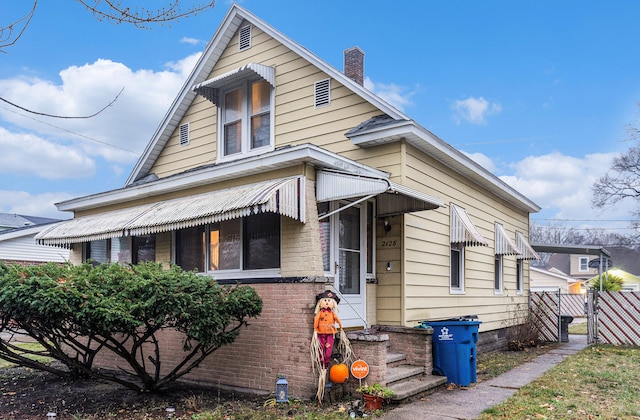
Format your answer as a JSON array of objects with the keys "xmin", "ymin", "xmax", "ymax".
[
  {"xmin": 579, "ymin": 256, "xmax": 589, "ymax": 272},
  {"xmin": 221, "ymin": 79, "xmax": 272, "ymax": 159}
]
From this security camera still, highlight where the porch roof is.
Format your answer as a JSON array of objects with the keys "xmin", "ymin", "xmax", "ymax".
[
  {"xmin": 36, "ymin": 176, "xmax": 304, "ymax": 246},
  {"xmin": 315, "ymin": 170, "xmax": 445, "ymax": 217}
]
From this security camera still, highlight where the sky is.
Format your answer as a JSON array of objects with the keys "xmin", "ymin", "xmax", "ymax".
[{"xmin": 1, "ymin": 1, "xmax": 640, "ymax": 238}]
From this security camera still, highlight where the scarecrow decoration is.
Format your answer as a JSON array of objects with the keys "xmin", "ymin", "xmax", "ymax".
[{"xmin": 310, "ymin": 290, "xmax": 354, "ymax": 403}]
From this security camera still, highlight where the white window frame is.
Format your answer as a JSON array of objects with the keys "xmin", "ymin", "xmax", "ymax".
[
  {"xmin": 516, "ymin": 258, "xmax": 523, "ymax": 294},
  {"xmin": 494, "ymin": 254, "xmax": 503, "ymax": 294},
  {"xmin": 450, "ymin": 243, "xmax": 465, "ymax": 294},
  {"xmin": 578, "ymin": 256, "xmax": 589, "ymax": 272},
  {"xmin": 216, "ymin": 78, "xmax": 274, "ymax": 162},
  {"xmin": 171, "ymin": 215, "xmax": 282, "ymax": 279}
]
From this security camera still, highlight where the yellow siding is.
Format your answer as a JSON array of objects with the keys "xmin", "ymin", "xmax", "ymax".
[
  {"xmin": 381, "ymin": 142, "xmax": 533, "ymax": 331},
  {"xmin": 149, "ymin": 24, "xmax": 381, "ymax": 179}
]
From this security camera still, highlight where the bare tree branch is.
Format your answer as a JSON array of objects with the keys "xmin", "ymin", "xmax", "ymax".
[
  {"xmin": 0, "ymin": 1, "xmax": 37, "ymax": 53},
  {"xmin": 74, "ymin": 0, "xmax": 216, "ymax": 29}
]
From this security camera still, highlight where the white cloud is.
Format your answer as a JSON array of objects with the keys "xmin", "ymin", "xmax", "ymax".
[
  {"xmin": 0, "ymin": 127, "xmax": 95, "ymax": 179},
  {"xmin": 0, "ymin": 190, "xmax": 74, "ymax": 220},
  {"xmin": 462, "ymin": 151, "xmax": 496, "ymax": 172},
  {"xmin": 0, "ymin": 53, "xmax": 199, "ymax": 165},
  {"xmin": 180, "ymin": 37, "xmax": 202, "ymax": 45},
  {"xmin": 452, "ymin": 96, "xmax": 502, "ymax": 125},
  {"xmin": 364, "ymin": 76, "xmax": 414, "ymax": 112},
  {"xmin": 500, "ymin": 151, "xmax": 637, "ymax": 226}
]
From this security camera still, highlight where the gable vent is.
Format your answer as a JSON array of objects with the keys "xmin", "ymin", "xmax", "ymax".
[
  {"xmin": 314, "ymin": 79, "xmax": 330, "ymax": 108},
  {"xmin": 239, "ymin": 25, "xmax": 252, "ymax": 51},
  {"xmin": 179, "ymin": 123, "xmax": 190, "ymax": 146}
]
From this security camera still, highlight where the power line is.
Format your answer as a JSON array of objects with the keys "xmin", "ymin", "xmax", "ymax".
[{"xmin": 0, "ymin": 105, "xmax": 140, "ymax": 155}]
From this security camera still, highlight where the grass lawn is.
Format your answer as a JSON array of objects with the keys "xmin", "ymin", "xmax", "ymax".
[
  {"xmin": 568, "ymin": 320, "xmax": 588, "ymax": 335},
  {"xmin": 478, "ymin": 345, "xmax": 640, "ymax": 419},
  {"xmin": 0, "ymin": 342, "xmax": 52, "ymax": 368}
]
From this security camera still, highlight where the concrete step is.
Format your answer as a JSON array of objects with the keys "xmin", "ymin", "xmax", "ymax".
[
  {"xmin": 386, "ymin": 351, "xmax": 406, "ymax": 364},
  {"xmin": 388, "ymin": 374, "xmax": 447, "ymax": 403},
  {"xmin": 386, "ymin": 364, "xmax": 424, "ymax": 384}
]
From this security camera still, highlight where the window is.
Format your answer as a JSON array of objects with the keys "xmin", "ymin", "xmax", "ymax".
[
  {"xmin": 132, "ymin": 235, "xmax": 156, "ymax": 264},
  {"xmin": 516, "ymin": 259, "xmax": 523, "ymax": 294},
  {"xmin": 175, "ymin": 213, "xmax": 281, "ymax": 274},
  {"xmin": 578, "ymin": 256, "xmax": 589, "ymax": 272},
  {"xmin": 494, "ymin": 254, "xmax": 503, "ymax": 293},
  {"xmin": 450, "ymin": 244, "xmax": 464, "ymax": 293},
  {"xmin": 176, "ymin": 225, "xmax": 205, "ymax": 272},
  {"xmin": 84, "ymin": 238, "xmax": 130, "ymax": 265},
  {"xmin": 85, "ymin": 239, "xmax": 111, "ymax": 264},
  {"xmin": 220, "ymin": 79, "xmax": 272, "ymax": 159}
]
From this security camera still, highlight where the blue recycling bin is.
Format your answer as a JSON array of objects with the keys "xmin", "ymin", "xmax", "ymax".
[{"xmin": 422, "ymin": 318, "xmax": 482, "ymax": 386}]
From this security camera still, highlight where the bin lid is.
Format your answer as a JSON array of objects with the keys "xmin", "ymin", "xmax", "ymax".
[{"xmin": 421, "ymin": 318, "xmax": 482, "ymax": 327}]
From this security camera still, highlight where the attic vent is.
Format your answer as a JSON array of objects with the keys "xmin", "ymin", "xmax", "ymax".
[
  {"xmin": 314, "ymin": 79, "xmax": 330, "ymax": 108},
  {"xmin": 239, "ymin": 25, "xmax": 252, "ymax": 51},
  {"xmin": 179, "ymin": 123, "xmax": 190, "ymax": 146}
]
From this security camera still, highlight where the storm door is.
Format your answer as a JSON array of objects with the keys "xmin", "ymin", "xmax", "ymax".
[{"xmin": 319, "ymin": 201, "xmax": 366, "ymax": 328}]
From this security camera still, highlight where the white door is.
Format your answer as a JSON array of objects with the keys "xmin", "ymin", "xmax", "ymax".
[{"xmin": 335, "ymin": 204, "xmax": 366, "ymax": 328}]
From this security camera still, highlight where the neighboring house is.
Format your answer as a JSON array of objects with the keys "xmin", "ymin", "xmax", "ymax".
[
  {"xmin": 546, "ymin": 246, "xmax": 640, "ymax": 285},
  {"xmin": 0, "ymin": 213, "xmax": 60, "ymax": 231},
  {"xmin": 588, "ymin": 268, "xmax": 640, "ymax": 292},
  {"xmin": 36, "ymin": 4, "xmax": 540, "ymax": 397},
  {"xmin": 0, "ymin": 213, "xmax": 69, "ymax": 265},
  {"xmin": 530, "ymin": 266, "xmax": 582, "ymax": 294}
]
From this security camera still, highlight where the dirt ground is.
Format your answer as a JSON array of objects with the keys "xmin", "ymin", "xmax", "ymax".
[{"xmin": 0, "ymin": 364, "xmax": 362, "ymax": 419}]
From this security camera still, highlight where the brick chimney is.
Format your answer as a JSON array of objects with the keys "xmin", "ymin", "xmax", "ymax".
[{"xmin": 344, "ymin": 47, "xmax": 364, "ymax": 86}]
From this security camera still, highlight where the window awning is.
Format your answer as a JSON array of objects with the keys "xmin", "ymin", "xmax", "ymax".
[
  {"xmin": 450, "ymin": 204, "xmax": 488, "ymax": 246},
  {"xmin": 516, "ymin": 231, "xmax": 540, "ymax": 260},
  {"xmin": 495, "ymin": 223, "xmax": 521, "ymax": 255},
  {"xmin": 36, "ymin": 176, "xmax": 305, "ymax": 246},
  {"xmin": 316, "ymin": 170, "xmax": 444, "ymax": 217},
  {"xmin": 193, "ymin": 62, "xmax": 275, "ymax": 105}
]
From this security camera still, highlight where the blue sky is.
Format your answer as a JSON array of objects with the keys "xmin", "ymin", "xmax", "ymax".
[{"xmin": 1, "ymin": 1, "xmax": 640, "ymax": 236}]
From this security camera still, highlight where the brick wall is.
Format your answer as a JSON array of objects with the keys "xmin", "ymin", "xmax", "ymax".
[
  {"xmin": 92, "ymin": 282, "xmax": 332, "ymax": 398},
  {"xmin": 281, "ymin": 179, "xmax": 324, "ymax": 277}
]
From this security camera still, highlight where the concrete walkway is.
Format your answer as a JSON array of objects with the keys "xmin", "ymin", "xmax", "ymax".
[{"xmin": 383, "ymin": 334, "xmax": 589, "ymax": 420}]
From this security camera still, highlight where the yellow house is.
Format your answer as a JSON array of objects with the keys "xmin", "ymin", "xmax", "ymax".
[{"xmin": 37, "ymin": 4, "xmax": 540, "ymax": 397}]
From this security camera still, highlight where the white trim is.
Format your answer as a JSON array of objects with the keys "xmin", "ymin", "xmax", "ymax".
[{"xmin": 56, "ymin": 144, "xmax": 387, "ymax": 213}]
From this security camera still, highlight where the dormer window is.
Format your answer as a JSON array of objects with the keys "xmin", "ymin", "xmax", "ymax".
[
  {"xmin": 192, "ymin": 63, "xmax": 275, "ymax": 161},
  {"xmin": 221, "ymin": 79, "xmax": 272, "ymax": 158}
]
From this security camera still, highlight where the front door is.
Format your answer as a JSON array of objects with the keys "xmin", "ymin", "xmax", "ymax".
[{"xmin": 318, "ymin": 201, "xmax": 367, "ymax": 328}]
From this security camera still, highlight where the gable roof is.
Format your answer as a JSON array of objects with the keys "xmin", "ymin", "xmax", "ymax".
[
  {"xmin": 124, "ymin": 4, "xmax": 539, "ymax": 214},
  {"xmin": 125, "ymin": 4, "xmax": 406, "ymax": 188}
]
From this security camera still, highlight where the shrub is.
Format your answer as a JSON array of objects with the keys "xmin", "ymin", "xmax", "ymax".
[{"xmin": 0, "ymin": 261, "xmax": 262, "ymax": 392}]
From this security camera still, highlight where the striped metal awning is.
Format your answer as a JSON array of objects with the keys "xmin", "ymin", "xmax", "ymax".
[
  {"xmin": 193, "ymin": 62, "xmax": 275, "ymax": 105},
  {"xmin": 516, "ymin": 231, "xmax": 540, "ymax": 260},
  {"xmin": 316, "ymin": 170, "xmax": 444, "ymax": 217},
  {"xmin": 495, "ymin": 223, "xmax": 521, "ymax": 255},
  {"xmin": 36, "ymin": 176, "xmax": 305, "ymax": 246},
  {"xmin": 450, "ymin": 204, "xmax": 488, "ymax": 246}
]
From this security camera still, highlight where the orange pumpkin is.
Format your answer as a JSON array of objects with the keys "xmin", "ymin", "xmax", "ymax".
[{"xmin": 329, "ymin": 362, "xmax": 349, "ymax": 384}]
